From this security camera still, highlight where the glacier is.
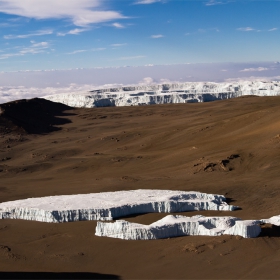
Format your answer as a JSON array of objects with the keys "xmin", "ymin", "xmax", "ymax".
[
  {"xmin": 43, "ymin": 81, "xmax": 280, "ymax": 108},
  {"xmin": 95, "ymin": 215, "xmax": 262, "ymax": 239},
  {"xmin": 0, "ymin": 190, "xmax": 236, "ymax": 223},
  {"xmin": 0, "ymin": 189, "xmax": 279, "ymax": 239}
]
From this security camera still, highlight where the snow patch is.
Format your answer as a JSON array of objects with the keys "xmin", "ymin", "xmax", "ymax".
[{"xmin": 261, "ymin": 215, "xmax": 280, "ymax": 226}]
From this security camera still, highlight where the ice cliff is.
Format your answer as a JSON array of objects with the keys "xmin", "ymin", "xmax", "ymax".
[
  {"xmin": 43, "ymin": 81, "xmax": 280, "ymax": 108},
  {"xmin": 95, "ymin": 215, "xmax": 262, "ymax": 239},
  {"xmin": 1, "ymin": 189, "xmax": 279, "ymax": 239},
  {"xmin": 0, "ymin": 190, "xmax": 236, "ymax": 223}
]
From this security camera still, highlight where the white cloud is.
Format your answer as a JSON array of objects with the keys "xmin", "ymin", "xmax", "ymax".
[
  {"xmin": 134, "ymin": 0, "xmax": 161, "ymax": 4},
  {"xmin": 0, "ymin": 84, "xmax": 98, "ymax": 104},
  {"xmin": 240, "ymin": 67, "xmax": 269, "ymax": 72},
  {"xmin": 4, "ymin": 29, "xmax": 53, "ymax": 39},
  {"xmin": 0, "ymin": 0, "xmax": 126, "ymax": 27},
  {"xmin": 151, "ymin": 34, "xmax": 164, "ymax": 38},
  {"xmin": 31, "ymin": 42, "xmax": 48, "ymax": 47},
  {"xmin": 159, "ymin": 78, "xmax": 172, "ymax": 83},
  {"xmin": 268, "ymin": 28, "xmax": 278, "ymax": 32},
  {"xmin": 112, "ymin": 22, "xmax": 125, "ymax": 28},
  {"xmin": 139, "ymin": 77, "xmax": 154, "ymax": 84},
  {"xmin": 237, "ymin": 27, "xmax": 255, "ymax": 32}
]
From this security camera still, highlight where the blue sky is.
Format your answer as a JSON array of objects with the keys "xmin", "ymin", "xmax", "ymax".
[{"xmin": 0, "ymin": 0, "xmax": 279, "ymax": 72}]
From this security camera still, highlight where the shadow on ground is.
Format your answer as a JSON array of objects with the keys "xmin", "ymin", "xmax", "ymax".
[
  {"xmin": 0, "ymin": 98, "xmax": 74, "ymax": 134},
  {"xmin": 259, "ymin": 225, "xmax": 280, "ymax": 237}
]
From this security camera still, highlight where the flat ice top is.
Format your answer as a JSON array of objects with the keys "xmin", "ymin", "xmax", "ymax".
[{"xmin": 0, "ymin": 189, "xmax": 231, "ymax": 211}]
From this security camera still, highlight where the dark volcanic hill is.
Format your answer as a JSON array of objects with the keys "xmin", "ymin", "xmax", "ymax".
[{"xmin": 0, "ymin": 98, "xmax": 72, "ymax": 134}]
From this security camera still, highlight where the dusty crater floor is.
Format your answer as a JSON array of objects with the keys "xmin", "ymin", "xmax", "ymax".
[{"xmin": 1, "ymin": 96, "xmax": 280, "ymax": 279}]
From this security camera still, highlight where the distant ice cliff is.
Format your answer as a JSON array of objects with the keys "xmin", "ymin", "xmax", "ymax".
[{"xmin": 43, "ymin": 81, "xmax": 280, "ymax": 107}]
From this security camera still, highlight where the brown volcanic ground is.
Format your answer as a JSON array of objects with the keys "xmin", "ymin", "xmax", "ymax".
[{"xmin": 0, "ymin": 96, "xmax": 280, "ymax": 279}]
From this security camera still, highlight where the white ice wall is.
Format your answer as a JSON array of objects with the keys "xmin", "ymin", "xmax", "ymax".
[
  {"xmin": 43, "ymin": 81, "xmax": 280, "ymax": 108},
  {"xmin": 95, "ymin": 215, "xmax": 262, "ymax": 239},
  {"xmin": 0, "ymin": 189, "xmax": 278, "ymax": 239}
]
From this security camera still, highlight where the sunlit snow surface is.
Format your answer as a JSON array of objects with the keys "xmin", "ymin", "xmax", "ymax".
[
  {"xmin": 43, "ymin": 81, "xmax": 280, "ymax": 108},
  {"xmin": 0, "ymin": 190, "xmax": 236, "ymax": 223}
]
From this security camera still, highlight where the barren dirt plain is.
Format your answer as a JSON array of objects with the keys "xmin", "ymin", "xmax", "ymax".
[{"xmin": 0, "ymin": 96, "xmax": 280, "ymax": 279}]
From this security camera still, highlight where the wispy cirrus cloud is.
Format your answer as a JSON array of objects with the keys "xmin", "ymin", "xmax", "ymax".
[
  {"xmin": 237, "ymin": 27, "xmax": 277, "ymax": 32},
  {"xmin": 66, "ymin": 50, "xmax": 87, "ymax": 55},
  {"xmin": 111, "ymin": 43, "xmax": 127, "ymax": 47},
  {"xmin": 0, "ymin": 0, "xmax": 126, "ymax": 27},
  {"xmin": 205, "ymin": 0, "xmax": 223, "ymax": 5},
  {"xmin": 134, "ymin": 0, "xmax": 162, "ymax": 4},
  {"xmin": 0, "ymin": 22, "xmax": 18, "ymax": 27},
  {"xmin": 0, "ymin": 41, "xmax": 51, "ymax": 59},
  {"xmin": 66, "ymin": 47, "xmax": 106, "ymax": 55},
  {"xmin": 57, "ymin": 28, "xmax": 88, "ymax": 36},
  {"xmin": 205, "ymin": 0, "xmax": 233, "ymax": 6},
  {"xmin": 237, "ymin": 27, "xmax": 255, "ymax": 32},
  {"xmin": 4, "ymin": 29, "xmax": 53, "ymax": 39},
  {"xmin": 118, "ymin": 55, "xmax": 145, "ymax": 60},
  {"xmin": 92, "ymin": 48, "xmax": 106, "ymax": 51},
  {"xmin": 151, "ymin": 34, "xmax": 164, "ymax": 38}
]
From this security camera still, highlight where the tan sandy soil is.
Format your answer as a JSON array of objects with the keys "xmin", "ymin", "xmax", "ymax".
[{"xmin": 0, "ymin": 96, "xmax": 280, "ymax": 279}]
